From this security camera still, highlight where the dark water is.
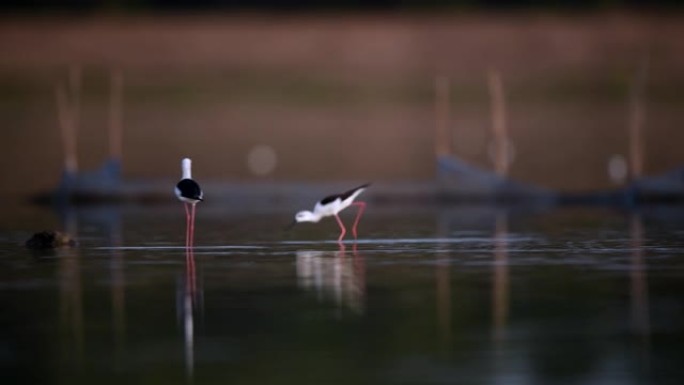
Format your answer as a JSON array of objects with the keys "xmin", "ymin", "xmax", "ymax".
[{"xmin": 2, "ymin": 203, "xmax": 684, "ymax": 384}]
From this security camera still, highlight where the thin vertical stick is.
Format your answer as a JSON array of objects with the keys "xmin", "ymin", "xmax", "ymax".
[
  {"xmin": 109, "ymin": 69, "xmax": 124, "ymax": 160},
  {"xmin": 488, "ymin": 69, "xmax": 509, "ymax": 177},
  {"xmin": 56, "ymin": 83, "xmax": 78, "ymax": 173},
  {"xmin": 434, "ymin": 75, "xmax": 451, "ymax": 158},
  {"xmin": 68, "ymin": 65, "xmax": 81, "ymax": 141},
  {"xmin": 629, "ymin": 57, "xmax": 649, "ymax": 181}
]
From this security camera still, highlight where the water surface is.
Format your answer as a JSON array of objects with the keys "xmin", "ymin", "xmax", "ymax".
[{"xmin": 2, "ymin": 203, "xmax": 683, "ymax": 384}]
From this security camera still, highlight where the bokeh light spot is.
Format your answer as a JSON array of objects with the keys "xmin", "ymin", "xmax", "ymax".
[
  {"xmin": 247, "ymin": 145, "xmax": 277, "ymax": 176},
  {"xmin": 608, "ymin": 154, "xmax": 628, "ymax": 184}
]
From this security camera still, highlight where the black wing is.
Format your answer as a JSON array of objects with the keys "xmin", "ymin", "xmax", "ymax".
[
  {"xmin": 176, "ymin": 179, "xmax": 203, "ymax": 201},
  {"xmin": 319, "ymin": 183, "xmax": 370, "ymax": 205},
  {"xmin": 319, "ymin": 193, "xmax": 341, "ymax": 205}
]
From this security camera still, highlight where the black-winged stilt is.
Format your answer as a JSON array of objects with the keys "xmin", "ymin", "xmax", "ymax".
[
  {"xmin": 289, "ymin": 183, "xmax": 370, "ymax": 242},
  {"xmin": 175, "ymin": 158, "xmax": 203, "ymax": 248}
]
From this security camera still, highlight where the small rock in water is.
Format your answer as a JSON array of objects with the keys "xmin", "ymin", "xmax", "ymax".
[{"xmin": 25, "ymin": 231, "xmax": 77, "ymax": 249}]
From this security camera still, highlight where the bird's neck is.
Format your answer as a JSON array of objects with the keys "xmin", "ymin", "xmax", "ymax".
[
  {"xmin": 309, "ymin": 211, "xmax": 323, "ymax": 223},
  {"xmin": 300, "ymin": 210, "xmax": 321, "ymax": 223},
  {"xmin": 182, "ymin": 163, "xmax": 192, "ymax": 179}
]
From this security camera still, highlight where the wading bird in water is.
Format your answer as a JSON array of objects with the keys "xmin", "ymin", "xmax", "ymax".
[
  {"xmin": 175, "ymin": 158, "xmax": 203, "ymax": 248},
  {"xmin": 289, "ymin": 183, "xmax": 370, "ymax": 242}
]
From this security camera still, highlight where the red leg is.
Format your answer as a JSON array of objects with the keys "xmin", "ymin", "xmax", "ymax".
[
  {"xmin": 334, "ymin": 214, "xmax": 347, "ymax": 243},
  {"xmin": 184, "ymin": 203, "xmax": 190, "ymax": 249},
  {"xmin": 350, "ymin": 201, "xmax": 366, "ymax": 240},
  {"xmin": 190, "ymin": 203, "xmax": 196, "ymax": 249}
]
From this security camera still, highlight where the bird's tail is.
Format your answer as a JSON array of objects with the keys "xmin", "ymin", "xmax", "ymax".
[{"xmin": 342, "ymin": 183, "xmax": 371, "ymax": 201}]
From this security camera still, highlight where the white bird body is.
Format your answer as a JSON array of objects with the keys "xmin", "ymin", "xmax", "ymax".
[
  {"xmin": 292, "ymin": 183, "xmax": 370, "ymax": 242},
  {"xmin": 297, "ymin": 184, "xmax": 369, "ymax": 222}
]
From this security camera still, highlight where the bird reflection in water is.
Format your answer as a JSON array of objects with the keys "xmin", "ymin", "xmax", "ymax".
[
  {"xmin": 296, "ymin": 243, "xmax": 365, "ymax": 314},
  {"xmin": 178, "ymin": 245, "xmax": 202, "ymax": 381}
]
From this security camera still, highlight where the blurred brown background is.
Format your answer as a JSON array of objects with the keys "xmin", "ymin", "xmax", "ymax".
[{"xmin": 1, "ymin": 12, "xmax": 683, "ymax": 195}]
